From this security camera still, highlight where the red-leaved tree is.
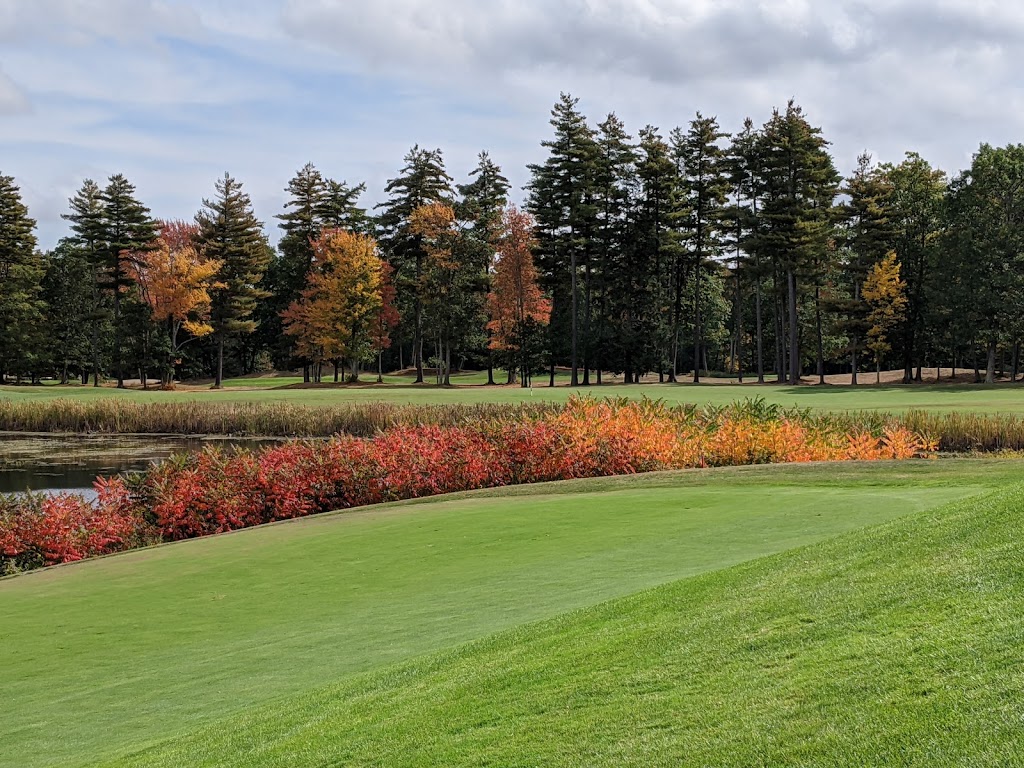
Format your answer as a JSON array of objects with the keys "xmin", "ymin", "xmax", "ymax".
[{"xmin": 487, "ymin": 206, "xmax": 551, "ymax": 386}]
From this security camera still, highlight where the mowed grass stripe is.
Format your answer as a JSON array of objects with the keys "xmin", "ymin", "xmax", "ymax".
[
  {"xmin": 109, "ymin": 478, "xmax": 1024, "ymax": 768},
  {"xmin": 9, "ymin": 380, "xmax": 1024, "ymax": 412},
  {"xmin": 1, "ymin": 461, "xmax": 1010, "ymax": 767}
]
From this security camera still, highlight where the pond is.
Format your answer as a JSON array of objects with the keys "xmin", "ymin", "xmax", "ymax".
[{"xmin": 0, "ymin": 434, "xmax": 280, "ymax": 498}]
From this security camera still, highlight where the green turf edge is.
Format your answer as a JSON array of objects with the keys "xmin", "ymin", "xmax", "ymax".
[{"xmin": 103, "ymin": 482, "xmax": 1024, "ymax": 768}]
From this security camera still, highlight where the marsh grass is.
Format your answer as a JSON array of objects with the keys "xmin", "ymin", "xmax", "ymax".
[{"xmin": 0, "ymin": 398, "xmax": 562, "ymax": 437}]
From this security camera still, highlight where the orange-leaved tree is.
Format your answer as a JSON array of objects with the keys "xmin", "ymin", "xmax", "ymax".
[
  {"xmin": 282, "ymin": 229, "xmax": 385, "ymax": 382},
  {"xmin": 409, "ymin": 202, "xmax": 481, "ymax": 385},
  {"xmin": 129, "ymin": 220, "xmax": 223, "ymax": 387},
  {"xmin": 862, "ymin": 251, "xmax": 907, "ymax": 383},
  {"xmin": 487, "ymin": 206, "xmax": 551, "ymax": 387},
  {"xmin": 369, "ymin": 260, "xmax": 400, "ymax": 383}
]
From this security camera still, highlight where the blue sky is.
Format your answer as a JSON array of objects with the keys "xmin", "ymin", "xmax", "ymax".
[{"xmin": 3, "ymin": 0, "xmax": 1024, "ymax": 248}]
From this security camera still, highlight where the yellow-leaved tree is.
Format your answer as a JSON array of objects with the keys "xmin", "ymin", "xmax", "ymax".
[
  {"xmin": 282, "ymin": 229, "xmax": 384, "ymax": 382},
  {"xmin": 862, "ymin": 252, "xmax": 907, "ymax": 383},
  {"xmin": 130, "ymin": 221, "xmax": 223, "ymax": 388}
]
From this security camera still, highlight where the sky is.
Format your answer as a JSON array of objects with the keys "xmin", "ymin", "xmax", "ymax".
[{"xmin": 2, "ymin": 0, "xmax": 1023, "ymax": 248}]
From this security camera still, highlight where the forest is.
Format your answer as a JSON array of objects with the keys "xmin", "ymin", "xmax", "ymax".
[{"xmin": 1, "ymin": 93, "xmax": 1022, "ymax": 388}]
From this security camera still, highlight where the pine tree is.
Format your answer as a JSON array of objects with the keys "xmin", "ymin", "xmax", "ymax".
[
  {"xmin": 591, "ymin": 114, "xmax": 636, "ymax": 383},
  {"xmin": 751, "ymin": 102, "xmax": 840, "ymax": 383},
  {"xmin": 376, "ymin": 146, "xmax": 454, "ymax": 383},
  {"xmin": 62, "ymin": 179, "xmax": 110, "ymax": 385},
  {"xmin": 457, "ymin": 151, "xmax": 510, "ymax": 384},
  {"xmin": 196, "ymin": 173, "xmax": 271, "ymax": 388},
  {"xmin": 944, "ymin": 144, "xmax": 1024, "ymax": 383},
  {"xmin": 317, "ymin": 178, "xmax": 368, "ymax": 232},
  {"xmin": 630, "ymin": 125, "xmax": 679, "ymax": 381},
  {"xmin": 42, "ymin": 241, "xmax": 94, "ymax": 383},
  {"xmin": 882, "ymin": 153, "xmax": 947, "ymax": 382},
  {"xmin": 97, "ymin": 174, "xmax": 158, "ymax": 387},
  {"xmin": 527, "ymin": 93, "xmax": 599, "ymax": 386},
  {"xmin": 0, "ymin": 174, "xmax": 44, "ymax": 382},
  {"xmin": 674, "ymin": 113, "xmax": 731, "ymax": 383},
  {"xmin": 837, "ymin": 153, "xmax": 893, "ymax": 384}
]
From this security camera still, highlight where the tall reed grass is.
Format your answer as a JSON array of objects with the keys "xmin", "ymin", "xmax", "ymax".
[
  {"xmin": 0, "ymin": 399, "xmax": 562, "ymax": 437},
  {"xmin": 1, "ymin": 396, "xmax": 1022, "ymax": 450}
]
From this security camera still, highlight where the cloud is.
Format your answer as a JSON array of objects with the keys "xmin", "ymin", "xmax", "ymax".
[
  {"xmin": 0, "ymin": 68, "xmax": 29, "ymax": 115},
  {"xmin": 5, "ymin": 0, "xmax": 1024, "ymax": 248}
]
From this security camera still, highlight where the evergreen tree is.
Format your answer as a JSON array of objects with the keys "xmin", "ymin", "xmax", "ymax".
[
  {"xmin": 527, "ymin": 93, "xmax": 599, "ymax": 386},
  {"xmin": 591, "ymin": 114, "xmax": 636, "ymax": 383},
  {"xmin": 376, "ymin": 146, "xmax": 454, "ymax": 382},
  {"xmin": 751, "ymin": 102, "xmax": 840, "ymax": 383},
  {"xmin": 0, "ymin": 174, "xmax": 44, "ymax": 382},
  {"xmin": 882, "ymin": 153, "xmax": 947, "ymax": 382},
  {"xmin": 630, "ymin": 125, "xmax": 679, "ymax": 381},
  {"xmin": 945, "ymin": 144, "xmax": 1024, "ymax": 383},
  {"xmin": 196, "ymin": 173, "xmax": 271, "ymax": 388},
  {"xmin": 97, "ymin": 174, "xmax": 158, "ymax": 387},
  {"xmin": 457, "ymin": 151, "xmax": 510, "ymax": 383},
  {"xmin": 62, "ymin": 179, "xmax": 110, "ymax": 385},
  {"xmin": 674, "ymin": 114, "xmax": 731, "ymax": 382},
  {"xmin": 42, "ymin": 241, "xmax": 94, "ymax": 384},
  {"xmin": 837, "ymin": 153, "xmax": 893, "ymax": 384}
]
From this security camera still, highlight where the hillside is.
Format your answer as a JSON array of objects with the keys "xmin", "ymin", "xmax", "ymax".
[
  {"xmin": 1, "ymin": 459, "xmax": 1019, "ymax": 766},
  {"xmin": 110, "ymin": 475, "xmax": 1024, "ymax": 767}
]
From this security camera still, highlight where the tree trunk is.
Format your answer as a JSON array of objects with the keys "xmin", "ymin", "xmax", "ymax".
[
  {"xmin": 986, "ymin": 339, "xmax": 996, "ymax": 384},
  {"xmin": 787, "ymin": 268, "xmax": 799, "ymax": 384},
  {"xmin": 755, "ymin": 276, "xmax": 764, "ymax": 383},
  {"xmin": 213, "ymin": 334, "xmax": 224, "ymax": 389},
  {"xmin": 114, "ymin": 287, "xmax": 125, "ymax": 389},
  {"xmin": 815, "ymin": 285, "xmax": 824, "ymax": 385},
  {"xmin": 377, "ymin": 351, "xmax": 384, "ymax": 384},
  {"xmin": 1012, "ymin": 341, "xmax": 1020, "ymax": 383},
  {"xmin": 570, "ymin": 246, "xmax": 579, "ymax": 387},
  {"xmin": 582, "ymin": 258, "xmax": 592, "ymax": 386},
  {"xmin": 693, "ymin": 258, "xmax": 703, "ymax": 384},
  {"xmin": 334, "ymin": 361, "xmax": 339, "ymax": 382},
  {"xmin": 851, "ymin": 347, "xmax": 858, "ymax": 386}
]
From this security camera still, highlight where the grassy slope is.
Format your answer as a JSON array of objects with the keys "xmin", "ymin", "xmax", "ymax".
[
  {"xmin": 1, "ymin": 460, "xmax": 1019, "ymax": 767},
  {"xmin": 7, "ymin": 380, "xmax": 1024, "ymax": 412},
  {"xmin": 109, "ymin": 470, "xmax": 1024, "ymax": 768}
]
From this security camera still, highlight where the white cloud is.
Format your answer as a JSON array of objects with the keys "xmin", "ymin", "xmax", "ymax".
[
  {"xmin": 0, "ymin": 68, "xmax": 29, "ymax": 114},
  {"xmin": 5, "ymin": 0, "xmax": 1024, "ymax": 248}
]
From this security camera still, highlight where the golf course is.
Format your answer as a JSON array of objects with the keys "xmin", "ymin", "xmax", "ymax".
[{"xmin": 2, "ymin": 380, "xmax": 1024, "ymax": 766}]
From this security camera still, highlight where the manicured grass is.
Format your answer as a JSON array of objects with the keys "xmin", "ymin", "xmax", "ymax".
[
  {"xmin": 7, "ymin": 380, "xmax": 1024, "ymax": 413},
  {"xmin": 1, "ymin": 459, "xmax": 1018, "ymax": 767},
  {"xmin": 111, "ymin": 469, "xmax": 1024, "ymax": 767}
]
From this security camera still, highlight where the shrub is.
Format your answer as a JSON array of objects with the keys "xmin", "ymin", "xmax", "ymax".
[{"xmin": 0, "ymin": 397, "xmax": 937, "ymax": 574}]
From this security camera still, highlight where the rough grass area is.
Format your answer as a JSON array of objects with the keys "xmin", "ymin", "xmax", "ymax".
[
  {"xmin": 1, "ymin": 459, "xmax": 1018, "ymax": 767},
  {"xmin": 108, "ymin": 464, "xmax": 1024, "ymax": 767},
  {"xmin": 8, "ymin": 380, "xmax": 1024, "ymax": 413}
]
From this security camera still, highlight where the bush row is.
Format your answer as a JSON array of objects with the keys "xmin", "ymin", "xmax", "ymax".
[{"xmin": 0, "ymin": 398, "xmax": 935, "ymax": 575}]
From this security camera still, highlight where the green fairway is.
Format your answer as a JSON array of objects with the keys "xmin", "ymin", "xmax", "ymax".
[
  {"xmin": 7, "ymin": 379, "xmax": 1024, "ymax": 413},
  {"xmin": 1, "ymin": 459, "xmax": 1020, "ymax": 767},
  {"xmin": 110, "ymin": 468, "xmax": 1024, "ymax": 767}
]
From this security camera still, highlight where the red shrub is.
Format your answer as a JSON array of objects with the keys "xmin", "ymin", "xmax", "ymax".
[{"xmin": 1, "ymin": 397, "xmax": 938, "ymax": 574}]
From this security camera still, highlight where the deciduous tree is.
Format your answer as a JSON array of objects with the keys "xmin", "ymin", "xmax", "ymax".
[
  {"xmin": 487, "ymin": 207, "xmax": 552, "ymax": 386},
  {"xmin": 863, "ymin": 252, "xmax": 907, "ymax": 382}
]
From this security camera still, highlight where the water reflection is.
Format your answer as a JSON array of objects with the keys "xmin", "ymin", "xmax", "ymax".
[{"xmin": 0, "ymin": 434, "xmax": 280, "ymax": 497}]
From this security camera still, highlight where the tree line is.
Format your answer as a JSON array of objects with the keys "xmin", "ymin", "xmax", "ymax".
[{"xmin": 2, "ymin": 93, "xmax": 1023, "ymax": 388}]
